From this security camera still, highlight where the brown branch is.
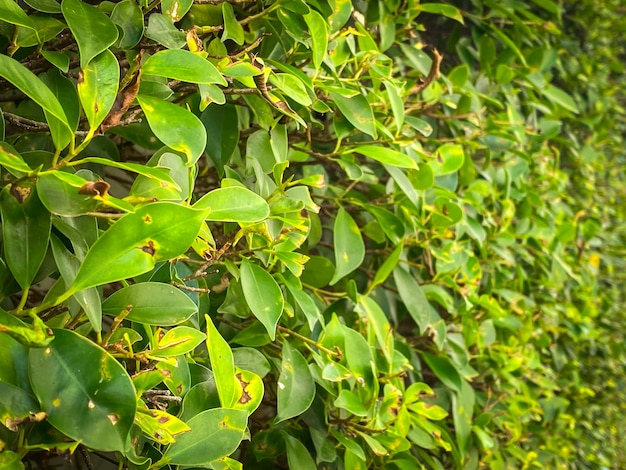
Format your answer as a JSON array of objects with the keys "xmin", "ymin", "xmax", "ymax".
[
  {"xmin": 3, "ymin": 113, "xmax": 50, "ymax": 131},
  {"xmin": 409, "ymin": 48, "xmax": 443, "ymax": 95}
]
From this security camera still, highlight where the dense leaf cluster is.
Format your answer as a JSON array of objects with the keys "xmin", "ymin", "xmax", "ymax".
[{"xmin": 0, "ymin": 0, "xmax": 624, "ymax": 468}]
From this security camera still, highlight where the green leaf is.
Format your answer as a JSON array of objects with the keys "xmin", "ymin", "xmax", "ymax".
[
  {"xmin": 269, "ymin": 73, "xmax": 312, "ymax": 106},
  {"xmin": 276, "ymin": 341, "xmax": 315, "ymax": 422},
  {"xmin": 0, "ymin": 54, "xmax": 69, "ymax": 131},
  {"xmin": 102, "ymin": 282, "xmax": 198, "ymax": 326},
  {"xmin": 162, "ymin": 0, "xmax": 192, "ymax": 22},
  {"xmin": 282, "ymin": 432, "xmax": 317, "ymax": 470},
  {"xmin": 393, "ymin": 266, "xmax": 440, "ymax": 334},
  {"xmin": 240, "ymin": 259, "xmax": 284, "ymax": 340},
  {"xmin": 77, "ymin": 49, "xmax": 119, "ymax": 132},
  {"xmin": 137, "ymin": 94, "xmax": 206, "ymax": 165},
  {"xmin": 369, "ymin": 243, "xmax": 403, "ymax": 292},
  {"xmin": 329, "ymin": 90, "xmax": 376, "ymax": 138},
  {"xmin": 111, "ymin": 0, "xmax": 143, "ymax": 48},
  {"xmin": 355, "ymin": 296, "xmax": 393, "ymax": 363},
  {"xmin": 232, "ymin": 367, "xmax": 264, "ymax": 415},
  {"xmin": 200, "ymin": 104, "xmax": 238, "ymax": 176},
  {"xmin": 205, "ymin": 314, "xmax": 238, "ymax": 408},
  {"xmin": 350, "ymin": 146, "xmax": 417, "ymax": 169},
  {"xmin": 0, "ymin": 142, "xmax": 32, "ymax": 173},
  {"xmin": 0, "ymin": 451, "xmax": 24, "ymax": 470},
  {"xmin": 142, "ymin": 49, "xmax": 227, "ymax": 86},
  {"xmin": 0, "ymin": 308, "xmax": 53, "ymax": 348},
  {"xmin": 41, "ymin": 50, "xmax": 70, "ymax": 72},
  {"xmin": 153, "ymin": 326, "xmax": 206, "ymax": 357},
  {"xmin": 429, "ymin": 144, "xmax": 465, "ymax": 176},
  {"xmin": 73, "ymin": 156, "xmax": 180, "ymax": 189},
  {"xmin": 36, "ymin": 171, "xmax": 101, "ymax": 216},
  {"xmin": 29, "ymin": 329, "xmax": 136, "ymax": 452},
  {"xmin": 334, "ymin": 389, "xmax": 369, "ymax": 416},
  {"xmin": 415, "ymin": 3, "xmax": 464, "ymax": 23},
  {"xmin": 421, "ymin": 352, "xmax": 462, "ymax": 393},
  {"xmin": 194, "ymin": 187, "xmax": 270, "ymax": 223},
  {"xmin": 453, "ymin": 379, "xmax": 475, "ymax": 457},
  {"xmin": 221, "ymin": 2, "xmax": 244, "ymax": 45},
  {"xmin": 15, "ymin": 16, "xmax": 64, "ymax": 47},
  {"xmin": 145, "ymin": 13, "xmax": 185, "ymax": 49},
  {"xmin": 50, "ymin": 235, "xmax": 102, "ymax": 332},
  {"xmin": 330, "ymin": 207, "xmax": 365, "ymax": 285},
  {"xmin": 61, "ymin": 0, "xmax": 118, "ymax": 68},
  {"xmin": 0, "ymin": 0, "xmax": 36, "ymax": 29},
  {"xmin": 163, "ymin": 408, "xmax": 248, "ymax": 465},
  {"xmin": 303, "ymin": 9, "xmax": 328, "ymax": 72},
  {"xmin": 0, "ymin": 182, "xmax": 51, "ymax": 290},
  {"xmin": 542, "ymin": 85, "xmax": 579, "ymax": 114},
  {"xmin": 70, "ymin": 202, "xmax": 208, "ymax": 292},
  {"xmin": 23, "ymin": 0, "xmax": 61, "ymax": 14}
]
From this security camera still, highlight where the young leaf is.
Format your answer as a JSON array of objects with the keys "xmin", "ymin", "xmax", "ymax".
[
  {"xmin": 393, "ymin": 266, "xmax": 440, "ymax": 334},
  {"xmin": 137, "ymin": 94, "xmax": 206, "ymax": 165},
  {"xmin": 0, "ymin": 142, "xmax": 32, "ymax": 173},
  {"xmin": 303, "ymin": 10, "xmax": 328, "ymax": 72},
  {"xmin": 330, "ymin": 207, "xmax": 365, "ymax": 285},
  {"xmin": 221, "ymin": 2, "xmax": 244, "ymax": 45},
  {"xmin": 0, "ymin": 182, "xmax": 51, "ymax": 290},
  {"xmin": 103, "ymin": 282, "xmax": 198, "ymax": 326},
  {"xmin": 194, "ymin": 187, "xmax": 270, "ymax": 223},
  {"xmin": 240, "ymin": 259, "xmax": 284, "ymax": 340},
  {"xmin": 29, "ymin": 329, "xmax": 136, "ymax": 452},
  {"xmin": 276, "ymin": 341, "xmax": 315, "ymax": 422},
  {"xmin": 77, "ymin": 49, "xmax": 119, "ymax": 132},
  {"xmin": 70, "ymin": 202, "xmax": 208, "ymax": 292},
  {"xmin": 163, "ymin": 408, "xmax": 248, "ymax": 465},
  {"xmin": 142, "ymin": 49, "xmax": 227, "ymax": 86},
  {"xmin": 61, "ymin": 0, "xmax": 118, "ymax": 68}
]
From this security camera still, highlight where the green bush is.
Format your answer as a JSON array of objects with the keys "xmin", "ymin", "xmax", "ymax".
[{"xmin": 0, "ymin": 0, "xmax": 623, "ymax": 468}]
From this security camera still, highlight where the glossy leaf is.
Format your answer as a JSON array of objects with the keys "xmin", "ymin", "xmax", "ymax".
[
  {"xmin": 393, "ymin": 266, "xmax": 439, "ymax": 334},
  {"xmin": 153, "ymin": 326, "xmax": 206, "ymax": 357},
  {"xmin": 283, "ymin": 432, "xmax": 317, "ymax": 470},
  {"xmin": 145, "ymin": 13, "xmax": 185, "ymax": 49},
  {"xmin": 200, "ymin": 104, "xmax": 239, "ymax": 176},
  {"xmin": 61, "ymin": 0, "xmax": 118, "ymax": 68},
  {"xmin": 350, "ymin": 146, "xmax": 417, "ymax": 169},
  {"xmin": 421, "ymin": 352, "xmax": 462, "ymax": 393},
  {"xmin": 137, "ymin": 94, "xmax": 206, "ymax": 165},
  {"xmin": 303, "ymin": 10, "xmax": 328, "ymax": 72},
  {"xmin": 276, "ymin": 341, "xmax": 315, "ymax": 422},
  {"xmin": 194, "ymin": 187, "xmax": 270, "ymax": 223},
  {"xmin": 103, "ymin": 282, "xmax": 198, "ymax": 326},
  {"xmin": 142, "ymin": 49, "xmax": 227, "ymax": 86},
  {"xmin": 163, "ymin": 408, "xmax": 248, "ymax": 465},
  {"xmin": 330, "ymin": 207, "xmax": 365, "ymax": 285},
  {"xmin": 240, "ymin": 259, "xmax": 284, "ymax": 340},
  {"xmin": 135, "ymin": 407, "xmax": 191, "ymax": 445},
  {"xmin": 0, "ymin": 142, "xmax": 32, "ymax": 173},
  {"xmin": 29, "ymin": 329, "xmax": 136, "ymax": 452},
  {"xmin": 232, "ymin": 367, "xmax": 264, "ymax": 415},
  {"xmin": 429, "ymin": 144, "xmax": 465, "ymax": 176},
  {"xmin": 110, "ymin": 0, "xmax": 143, "ymax": 48},
  {"xmin": 0, "ymin": 54, "xmax": 68, "ymax": 130},
  {"xmin": 328, "ymin": 90, "xmax": 376, "ymax": 138},
  {"xmin": 0, "ymin": 0, "xmax": 35, "ymax": 28},
  {"xmin": 50, "ymin": 235, "xmax": 102, "ymax": 332},
  {"xmin": 70, "ymin": 202, "xmax": 208, "ymax": 292},
  {"xmin": 221, "ymin": 2, "xmax": 244, "ymax": 45},
  {"xmin": 205, "ymin": 314, "xmax": 238, "ymax": 408},
  {"xmin": 77, "ymin": 49, "xmax": 119, "ymax": 132},
  {"xmin": 0, "ymin": 182, "xmax": 51, "ymax": 290}
]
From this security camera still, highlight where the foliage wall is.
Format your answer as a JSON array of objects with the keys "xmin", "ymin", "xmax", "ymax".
[{"xmin": 0, "ymin": 0, "xmax": 624, "ymax": 468}]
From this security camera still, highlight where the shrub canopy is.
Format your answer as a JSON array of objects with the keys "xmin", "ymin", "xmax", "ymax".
[{"xmin": 0, "ymin": 0, "xmax": 624, "ymax": 468}]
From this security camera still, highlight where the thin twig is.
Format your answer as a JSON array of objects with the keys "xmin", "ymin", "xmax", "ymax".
[
  {"xmin": 410, "ymin": 48, "xmax": 443, "ymax": 95},
  {"xmin": 172, "ymin": 282, "xmax": 211, "ymax": 294}
]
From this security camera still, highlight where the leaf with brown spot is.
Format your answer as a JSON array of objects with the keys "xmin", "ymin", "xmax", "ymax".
[{"xmin": 77, "ymin": 180, "xmax": 110, "ymax": 197}]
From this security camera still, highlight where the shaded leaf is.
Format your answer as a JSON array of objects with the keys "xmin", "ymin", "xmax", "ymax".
[
  {"xmin": 330, "ymin": 207, "xmax": 365, "ymax": 285},
  {"xmin": 77, "ymin": 49, "xmax": 119, "ymax": 132},
  {"xmin": 61, "ymin": 0, "xmax": 118, "ymax": 68},
  {"xmin": 276, "ymin": 341, "xmax": 315, "ymax": 422},
  {"xmin": 240, "ymin": 259, "xmax": 284, "ymax": 340},
  {"xmin": 29, "ymin": 329, "xmax": 136, "ymax": 452}
]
